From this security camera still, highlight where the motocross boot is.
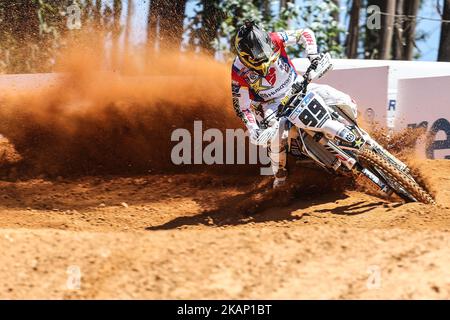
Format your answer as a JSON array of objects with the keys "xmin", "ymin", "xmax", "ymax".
[{"xmin": 273, "ymin": 168, "xmax": 288, "ymax": 189}]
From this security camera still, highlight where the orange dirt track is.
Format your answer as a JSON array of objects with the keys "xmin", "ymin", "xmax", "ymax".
[
  {"xmin": 0, "ymin": 54, "xmax": 448, "ymax": 299},
  {"xmin": 0, "ymin": 159, "xmax": 449, "ymax": 299}
]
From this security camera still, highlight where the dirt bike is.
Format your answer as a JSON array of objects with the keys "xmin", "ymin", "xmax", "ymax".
[{"xmin": 263, "ymin": 53, "xmax": 435, "ymax": 204}]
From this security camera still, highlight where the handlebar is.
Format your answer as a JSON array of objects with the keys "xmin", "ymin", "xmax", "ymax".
[
  {"xmin": 296, "ymin": 64, "xmax": 315, "ymax": 94},
  {"xmin": 275, "ymin": 64, "xmax": 314, "ymax": 118}
]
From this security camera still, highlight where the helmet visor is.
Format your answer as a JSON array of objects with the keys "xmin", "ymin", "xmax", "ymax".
[
  {"xmin": 237, "ymin": 29, "xmax": 274, "ymax": 67},
  {"xmin": 245, "ymin": 37, "xmax": 273, "ymax": 67}
]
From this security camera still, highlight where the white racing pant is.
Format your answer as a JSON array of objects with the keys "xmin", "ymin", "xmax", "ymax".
[{"xmin": 265, "ymin": 84, "xmax": 358, "ymax": 176}]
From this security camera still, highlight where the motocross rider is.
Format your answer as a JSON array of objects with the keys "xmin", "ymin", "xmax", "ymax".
[{"xmin": 232, "ymin": 21, "xmax": 358, "ymax": 188}]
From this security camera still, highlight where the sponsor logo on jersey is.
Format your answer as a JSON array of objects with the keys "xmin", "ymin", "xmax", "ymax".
[
  {"xmin": 279, "ymin": 31, "xmax": 288, "ymax": 42},
  {"xmin": 277, "ymin": 59, "xmax": 290, "ymax": 72},
  {"xmin": 250, "ymin": 77, "xmax": 272, "ymax": 93},
  {"xmin": 266, "ymin": 67, "xmax": 277, "ymax": 86},
  {"xmin": 239, "ymin": 55, "xmax": 296, "ymax": 100},
  {"xmin": 245, "ymin": 71, "xmax": 260, "ymax": 84},
  {"xmin": 258, "ymin": 71, "xmax": 295, "ymax": 99},
  {"xmin": 231, "ymin": 81, "xmax": 240, "ymax": 95}
]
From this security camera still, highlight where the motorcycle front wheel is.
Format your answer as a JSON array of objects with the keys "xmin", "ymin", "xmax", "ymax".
[{"xmin": 358, "ymin": 148, "xmax": 435, "ymax": 205}]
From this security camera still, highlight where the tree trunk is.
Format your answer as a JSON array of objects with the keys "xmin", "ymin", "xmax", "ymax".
[
  {"xmin": 158, "ymin": 0, "xmax": 187, "ymax": 50},
  {"xmin": 147, "ymin": 0, "xmax": 161, "ymax": 50},
  {"xmin": 346, "ymin": 0, "xmax": 361, "ymax": 58},
  {"xmin": 148, "ymin": 0, "xmax": 187, "ymax": 51},
  {"xmin": 438, "ymin": 0, "xmax": 450, "ymax": 61},
  {"xmin": 1, "ymin": 1, "xmax": 40, "ymax": 73},
  {"xmin": 125, "ymin": 0, "xmax": 134, "ymax": 52},
  {"xmin": 113, "ymin": 0, "xmax": 122, "ymax": 38},
  {"xmin": 2, "ymin": 1, "xmax": 39, "ymax": 43},
  {"xmin": 262, "ymin": 0, "xmax": 271, "ymax": 22},
  {"xmin": 111, "ymin": 0, "xmax": 123, "ymax": 68},
  {"xmin": 94, "ymin": 0, "xmax": 103, "ymax": 28},
  {"xmin": 199, "ymin": 0, "xmax": 221, "ymax": 55},
  {"xmin": 403, "ymin": 0, "xmax": 419, "ymax": 60},
  {"xmin": 393, "ymin": 0, "xmax": 404, "ymax": 59},
  {"xmin": 379, "ymin": 0, "xmax": 395, "ymax": 59}
]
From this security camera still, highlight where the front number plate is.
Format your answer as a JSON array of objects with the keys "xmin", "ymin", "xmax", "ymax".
[{"xmin": 289, "ymin": 92, "xmax": 329, "ymax": 129}]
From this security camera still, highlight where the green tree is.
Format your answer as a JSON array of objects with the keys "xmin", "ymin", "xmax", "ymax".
[
  {"xmin": 363, "ymin": 0, "xmax": 424, "ymax": 60},
  {"xmin": 299, "ymin": 0, "xmax": 344, "ymax": 57},
  {"xmin": 187, "ymin": 0, "xmax": 344, "ymax": 60},
  {"xmin": 0, "ymin": 0, "xmax": 57, "ymax": 73},
  {"xmin": 0, "ymin": 0, "xmax": 129, "ymax": 73}
]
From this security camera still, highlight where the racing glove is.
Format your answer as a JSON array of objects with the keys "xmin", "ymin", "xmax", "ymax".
[
  {"xmin": 249, "ymin": 128, "xmax": 262, "ymax": 145},
  {"xmin": 249, "ymin": 124, "xmax": 279, "ymax": 147},
  {"xmin": 308, "ymin": 53, "xmax": 321, "ymax": 70}
]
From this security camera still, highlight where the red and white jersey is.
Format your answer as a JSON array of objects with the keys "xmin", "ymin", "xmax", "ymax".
[{"xmin": 231, "ymin": 29, "xmax": 318, "ymax": 131}]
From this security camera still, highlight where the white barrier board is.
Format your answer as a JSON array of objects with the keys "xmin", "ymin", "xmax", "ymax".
[
  {"xmin": 395, "ymin": 75, "xmax": 450, "ymax": 159},
  {"xmin": 294, "ymin": 63, "xmax": 389, "ymax": 126}
]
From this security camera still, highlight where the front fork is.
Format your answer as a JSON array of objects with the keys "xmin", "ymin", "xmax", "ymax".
[
  {"xmin": 319, "ymin": 120, "xmax": 395, "ymax": 194},
  {"xmin": 323, "ymin": 135, "xmax": 393, "ymax": 194},
  {"xmin": 355, "ymin": 163, "xmax": 392, "ymax": 194}
]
